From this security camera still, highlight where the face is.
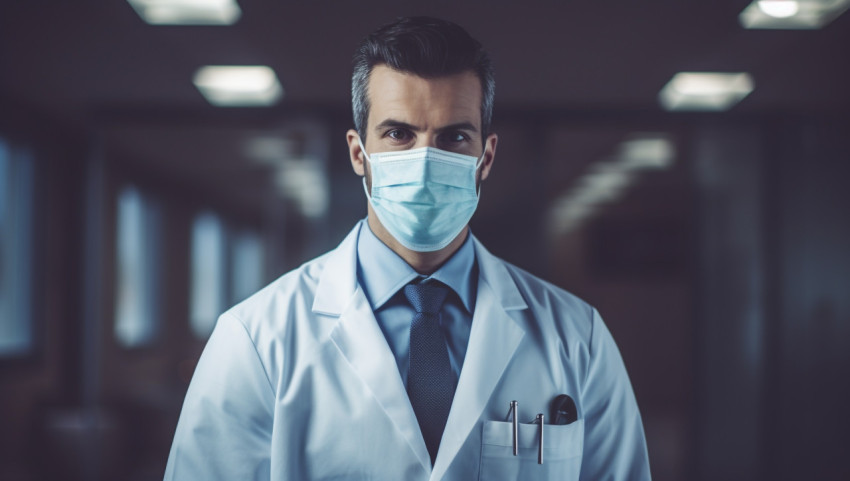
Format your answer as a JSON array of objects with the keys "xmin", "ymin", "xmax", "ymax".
[{"xmin": 347, "ymin": 64, "xmax": 497, "ymax": 189}]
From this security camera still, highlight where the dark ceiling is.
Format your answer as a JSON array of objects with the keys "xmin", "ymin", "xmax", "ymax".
[
  {"xmin": 1, "ymin": 1, "xmax": 848, "ymax": 222},
  {"xmin": 2, "ymin": 0, "xmax": 849, "ymax": 121}
]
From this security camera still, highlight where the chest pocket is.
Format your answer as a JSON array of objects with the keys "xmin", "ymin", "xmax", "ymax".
[{"xmin": 479, "ymin": 419, "xmax": 584, "ymax": 481}]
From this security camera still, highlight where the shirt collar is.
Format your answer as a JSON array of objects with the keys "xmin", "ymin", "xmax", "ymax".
[{"xmin": 356, "ymin": 219, "xmax": 476, "ymax": 313}]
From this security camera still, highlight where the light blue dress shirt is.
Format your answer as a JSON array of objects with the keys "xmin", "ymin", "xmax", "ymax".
[{"xmin": 356, "ymin": 220, "xmax": 477, "ymax": 385}]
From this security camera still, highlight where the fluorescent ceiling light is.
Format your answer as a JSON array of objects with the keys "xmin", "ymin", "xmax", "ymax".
[
  {"xmin": 127, "ymin": 0, "xmax": 241, "ymax": 26},
  {"xmin": 193, "ymin": 66, "xmax": 283, "ymax": 107},
  {"xmin": 659, "ymin": 72, "xmax": 754, "ymax": 111},
  {"xmin": 618, "ymin": 136, "xmax": 676, "ymax": 170},
  {"xmin": 243, "ymin": 137, "xmax": 297, "ymax": 165},
  {"xmin": 274, "ymin": 159, "xmax": 329, "ymax": 218},
  {"xmin": 548, "ymin": 200, "xmax": 596, "ymax": 234},
  {"xmin": 740, "ymin": 0, "xmax": 850, "ymax": 29},
  {"xmin": 758, "ymin": 1, "xmax": 800, "ymax": 18},
  {"xmin": 579, "ymin": 167, "xmax": 632, "ymax": 199},
  {"xmin": 548, "ymin": 132, "xmax": 676, "ymax": 236}
]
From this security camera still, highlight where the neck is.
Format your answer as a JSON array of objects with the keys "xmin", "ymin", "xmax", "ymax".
[{"xmin": 366, "ymin": 207, "xmax": 467, "ymax": 276}]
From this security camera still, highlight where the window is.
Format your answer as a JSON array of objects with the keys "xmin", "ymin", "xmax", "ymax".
[
  {"xmin": 230, "ymin": 229, "xmax": 264, "ymax": 304},
  {"xmin": 114, "ymin": 186, "xmax": 162, "ymax": 348},
  {"xmin": 189, "ymin": 211, "xmax": 226, "ymax": 339},
  {"xmin": 0, "ymin": 138, "xmax": 34, "ymax": 357}
]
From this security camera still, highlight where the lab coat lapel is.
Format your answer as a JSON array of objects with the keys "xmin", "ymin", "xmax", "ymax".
[
  {"xmin": 315, "ymin": 222, "xmax": 432, "ymax": 474},
  {"xmin": 328, "ymin": 288, "xmax": 432, "ymax": 474},
  {"xmin": 431, "ymin": 237, "xmax": 528, "ymax": 480}
]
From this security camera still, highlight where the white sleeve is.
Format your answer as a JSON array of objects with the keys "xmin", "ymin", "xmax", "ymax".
[
  {"xmin": 579, "ymin": 309, "xmax": 652, "ymax": 481},
  {"xmin": 164, "ymin": 313, "xmax": 275, "ymax": 481}
]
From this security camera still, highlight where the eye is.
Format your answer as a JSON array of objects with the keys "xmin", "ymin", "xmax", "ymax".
[
  {"xmin": 443, "ymin": 131, "xmax": 468, "ymax": 143},
  {"xmin": 442, "ymin": 130, "xmax": 469, "ymax": 144},
  {"xmin": 437, "ymin": 131, "xmax": 472, "ymax": 150},
  {"xmin": 385, "ymin": 128, "xmax": 411, "ymax": 142}
]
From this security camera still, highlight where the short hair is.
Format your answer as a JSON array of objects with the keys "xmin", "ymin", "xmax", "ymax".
[{"xmin": 351, "ymin": 16, "xmax": 495, "ymax": 143}]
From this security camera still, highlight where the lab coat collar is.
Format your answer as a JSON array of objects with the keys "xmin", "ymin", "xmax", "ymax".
[
  {"xmin": 313, "ymin": 221, "xmax": 528, "ymax": 315},
  {"xmin": 355, "ymin": 219, "xmax": 478, "ymax": 314},
  {"xmin": 469, "ymin": 233, "xmax": 528, "ymax": 311},
  {"xmin": 311, "ymin": 222, "xmax": 362, "ymax": 316},
  {"xmin": 355, "ymin": 219, "xmax": 420, "ymax": 310},
  {"xmin": 427, "ymin": 232, "xmax": 477, "ymax": 314}
]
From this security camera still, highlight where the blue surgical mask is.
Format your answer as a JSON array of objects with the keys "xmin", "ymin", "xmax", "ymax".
[{"xmin": 359, "ymin": 138, "xmax": 485, "ymax": 252}]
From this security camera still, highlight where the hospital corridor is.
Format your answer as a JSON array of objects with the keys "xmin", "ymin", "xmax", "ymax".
[{"xmin": 1, "ymin": 2, "xmax": 849, "ymax": 480}]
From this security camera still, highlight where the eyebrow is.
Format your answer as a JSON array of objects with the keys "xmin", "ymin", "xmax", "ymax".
[{"xmin": 374, "ymin": 118, "xmax": 479, "ymax": 134}]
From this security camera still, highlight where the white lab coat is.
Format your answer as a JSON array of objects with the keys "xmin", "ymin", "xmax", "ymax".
[{"xmin": 165, "ymin": 221, "xmax": 650, "ymax": 480}]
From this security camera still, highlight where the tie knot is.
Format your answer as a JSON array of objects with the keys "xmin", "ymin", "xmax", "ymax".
[{"xmin": 403, "ymin": 280, "xmax": 449, "ymax": 314}]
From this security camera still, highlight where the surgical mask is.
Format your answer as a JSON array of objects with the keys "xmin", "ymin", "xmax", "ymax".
[{"xmin": 359, "ymin": 138, "xmax": 485, "ymax": 252}]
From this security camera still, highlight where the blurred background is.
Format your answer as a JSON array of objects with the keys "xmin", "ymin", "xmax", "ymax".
[{"xmin": 1, "ymin": 1, "xmax": 849, "ymax": 480}]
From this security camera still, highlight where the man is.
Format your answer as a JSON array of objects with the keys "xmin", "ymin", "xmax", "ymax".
[{"xmin": 165, "ymin": 16, "xmax": 650, "ymax": 480}]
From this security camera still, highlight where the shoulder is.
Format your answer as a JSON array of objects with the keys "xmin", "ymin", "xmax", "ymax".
[
  {"xmin": 504, "ymin": 261, "xmax": 594, "ymax": 317},
  {"xmin": 208, "ymin": 250, "xmax": 337, "ymax": 390},
  {"xmin": 492, "ymin": 256, "xmax": 597, "ymax": 345},
  {"xmin": 226, "ymin": 250, "xmax": 333, "ymax": 337},
  {"xmin": 208, "ymin": 222, "xmax": 361, "ymax": 387}
]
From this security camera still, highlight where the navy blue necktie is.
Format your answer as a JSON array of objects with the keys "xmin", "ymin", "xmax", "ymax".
[{"xmin": 404, "ymin": 280, "xmax": 455, "ymax": 465}]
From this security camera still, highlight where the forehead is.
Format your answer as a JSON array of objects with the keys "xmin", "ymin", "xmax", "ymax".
[{"xmin": 366, "ymin": 65, "xmax": 482, "ymax": 130}]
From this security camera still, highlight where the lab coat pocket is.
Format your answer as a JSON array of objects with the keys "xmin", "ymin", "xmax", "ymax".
[{"xmin": 479, "ymin": 419, "xmax": 583, "ymax": 481}]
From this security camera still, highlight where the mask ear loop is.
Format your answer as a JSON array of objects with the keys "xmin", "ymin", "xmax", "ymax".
[
  {"xmin": 357, "ymin": 136, "xmax": 375, "ymax": 201},
  {"xmin": 357, "ymin": 136, "xmax": 372, "ymax": 164},
  {"xmin": 358, "ymin": 138, "xmax": 393, "ymax": 238},
  {"xmin": 475, "ymin": 149, "xmax": 486, "ymax": 170},
  {"xmin": 474, "ymin": 149, "xmax": 487, "ymax": 196}
]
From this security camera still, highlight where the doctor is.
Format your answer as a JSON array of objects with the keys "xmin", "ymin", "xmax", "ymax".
[{"xmin": 165, "ymin": 16, "xmax": 650, "ymax": 481}]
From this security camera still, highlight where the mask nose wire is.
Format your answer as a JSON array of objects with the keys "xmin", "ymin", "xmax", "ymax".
[
  {"xmin": 361, "ymin": 135, "xmax": 486, "ymax": 165},
  {"xmin": 360, "ymin": 134, "xmax": 485, "ymax": 195},
  {"xmin": 358, "ymin": 136, "xmax": 486, "ymax": 204}
]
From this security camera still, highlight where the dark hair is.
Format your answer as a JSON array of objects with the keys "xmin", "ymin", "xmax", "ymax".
[{"xmin": 351, "ymin": 16, "xmax": 495, "ymax": 143}]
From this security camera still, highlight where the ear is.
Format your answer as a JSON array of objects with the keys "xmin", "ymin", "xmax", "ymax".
[
  {"xmin": 346, "ymin": 129, "xmax": 366, "ymax": 176},
  {"xmin": 478, "ymin": 133, "xmax": 498, "ymax": 181}
]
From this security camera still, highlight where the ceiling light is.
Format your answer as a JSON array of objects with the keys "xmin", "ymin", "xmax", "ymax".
[
  {"xmin": 193, "ymin": 66, "xmax": 283, "ymax": 107},
  {"xmin": 547, "ymin": 200, "xmax": 596, "ymax": 235},
  {"xmin": 578, "ymin": 167, "xmax": 632, "ymax": 202},
  {"xmin": 618, "ymin": 135, "xmax": 676, "ymax": 170},
  {"xmin": 548, "ymin": 132, "xmax": 676, "ymax": 236},
  {"xmin": 659, "ymin": 72, "xmax": 754, "ymax": 111},
  {"xmin": 243, "ymin": 137, "xmax": 297, "ymax": 165},
  {"xmin": 740, "ymin": 0, "xmax": 850, "ymax": 29},
  {"xmin": 127, "ymin": 0, "xmax": 241, "ymax": 26},
  {"xmin": 274, "ymin": 159, "xmax": 329, "ymax": 218},
  {"xmin": 758, "ymin": 1, "xmax": 800, "ymax": 18}
]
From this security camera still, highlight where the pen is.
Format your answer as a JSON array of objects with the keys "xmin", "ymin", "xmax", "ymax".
[
  {"xmin": 511, "ymin": 400, "xmax": 518, "ymax": 456},
  {"xmin": 536, "ymin": 413, "xmax": 544, "ymax": 464}
]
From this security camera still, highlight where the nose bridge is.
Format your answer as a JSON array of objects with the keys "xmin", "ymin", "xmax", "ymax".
[{"xmin": 414, "ymin": 131, "xmax": 439, "ymax": 149}]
